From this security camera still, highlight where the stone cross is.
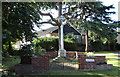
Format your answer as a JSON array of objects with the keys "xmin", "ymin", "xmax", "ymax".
[{"xmin": 58, "ymin": 2, "xmax": 66, "ymax": 57}]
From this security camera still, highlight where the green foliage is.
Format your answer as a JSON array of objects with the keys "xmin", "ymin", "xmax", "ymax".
[
  {"xmin": 2, "ymin": 2, "xmax": 119, "ymax": 56},
  {"xmin": 63, "ymin": 2, "xmax": 118, "ymax": 42},
  {"xmin": 5, "ymin": 44, "xmax": 34, "ymax": 64},
  {"xmin": 64, "ymin": 33, "xmax": 77, "ymax": 42},
  {"xmin": 90, "ymin": 40, "xmax": 104, "ymax": 51},
  {"xmin": 33, "ymin": 37, "xmax": 59, "ymax": 51},
  {"xmin": 2, "ymin": 2, "xmax": 39, "ymax": 56},
  {"xmin": 2, "ymin": 2, "xmax": 58, "ymax": 57},
  {"xmin": 2, "ymin": 56, "xmax": 20, "ymax": 71},
  {"xmin": 31, "ymin": 52, "xmax": 119, "ymax": 76},
  {"xmin": 64, "ymin": 41, "xmax": 77, "ymax": 51},
  {"xmin": 16, "ymin": 44, "xmax": 33, "ymax": 64},
  {"xmin": 34, "ymin": 46, "xmax": 46, "ymax": 57},
  {"xmin": 90, "ymin": 40, "xmax": 120, "ymax": 51},
  {"xmin": 87, "ymin": 21, "xmax": 118, "ymax": 42},
  {"xmin": 33, "ymin": 37, "xmax": 85, "ymax": 51},
  {"xmin": 2, "ymin": 56, "xmax": 20, "ymax": 76},
  {"xmin": 19, "ymin": 44, "xmax": 33, "ymax": 57},
  {"xmin": 2, "ymin": 2, "xmax": 39, "ymax": 44}
]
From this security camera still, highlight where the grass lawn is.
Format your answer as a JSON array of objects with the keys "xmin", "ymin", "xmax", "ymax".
[
  {"xmin": 1, "ymin": 52, "xmax": 120, "ymax": 77},
  {"xmin": 31, "ymin": 52, "xmax": 120, "ymax": 77},
  {"xmin": 2, "ymin": 56, "xmax": 20, "ymax": 75}
]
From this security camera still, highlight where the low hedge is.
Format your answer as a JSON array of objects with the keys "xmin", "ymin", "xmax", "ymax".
[
  {"xmin": 33, "ymin": 37, "xmax": 85, "ymax": 52},
  {"xmin": 90, "ymin": 40, "xmax": 120, "ymax": 51},
  {"xmin": 33, "ymin": 37, "xmax": 59, "ymax": 51}
]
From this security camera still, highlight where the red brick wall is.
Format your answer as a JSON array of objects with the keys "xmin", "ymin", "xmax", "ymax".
[
  {"xmin": 44, "ymin": 52, "xmax": 58, "ymax": 57},
  {"xmin": 95, "ymin": 56, "xmax": 106, "ymax": 63},
  {"xmin": 78, "ymin": 54, "xmax": 86, "ymax": 70},
  {"xmin": 66, "ymin": 52, "xmax": 76, "ymax": 58},
  {"xmin": 78, "ymin": 55, "xmax": 106, "ymax": 71},
  {"xmin": 77, "ymin": 52, "xmax": 84, "ymax": 55},
  {"xmin": 31, "ymin": 56, "xmax": 49, "ymax": 72},
  {"xmin": 66, "ymin": 52, "xmax": 84, "ymax": 58},
  {"xmin": 44, "ymin": 52, "xmax": 83, "ymax": 58}
]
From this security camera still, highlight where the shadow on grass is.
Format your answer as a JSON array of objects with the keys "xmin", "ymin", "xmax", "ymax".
[
  {"xmin": 2, "ymin": 52, "xmax": 120, "ymax": 77},
  {"xmin": 27, "ymin": 65, "xmax": 119, "ymax": 77},
  {"xmin": 2, "ymin": 64, "xmax": 119, "ymax": 77},
  {"xmin": 106, "ymin": 58, "xmax": 119, "ymax": 61}
]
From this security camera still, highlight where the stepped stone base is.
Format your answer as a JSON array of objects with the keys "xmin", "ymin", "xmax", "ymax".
[
  {"xmin": 78, "ymin": 54, "xmax": 113, "ymax": 71},
  {"xmin": 15, "ymin": 64, "xmax": 32, "ymax": 75},
  {"xmin": 50, "ymin": 57, "xmax": 78, "ymax": 71},
  {"xmin": 96, "ymin": 64, "xmax": 113, "ymax": 70},
  {"xmin": 58, "ymin": 49, "xmax": 66, "ymax": 57}
]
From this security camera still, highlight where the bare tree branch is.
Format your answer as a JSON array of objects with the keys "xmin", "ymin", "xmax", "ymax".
[
  {"xmin": 37, "ymin": 9, "xmax": 61, "ymax": 26},
  {"xmin": 38, "ymin": 22, "xmax": 57, "ymax": 26}
]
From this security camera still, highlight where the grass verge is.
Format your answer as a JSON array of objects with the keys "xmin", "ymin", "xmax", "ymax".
[
  {"xmin": 2, "ymin": 56, "xmax": 20, "ymax": 76},
  {"xmin": 31, "ymin": 52, "xmax": 119, "ymax": 76}
]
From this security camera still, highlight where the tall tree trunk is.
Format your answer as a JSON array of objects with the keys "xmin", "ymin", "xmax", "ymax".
[
  {"xmin": 85, "ymin": 30, "xmax": 88, "ymax": 52},
  {"xmin": 8, "ymin": 41, "xmax": 13, "ymax": 55},
  {"xmin": 81, "ymin": 35, "xmax": 82, "ymax": 43},
  {"xmin": 8, "ymin": 41, "xmax": 12, "ymax": 50},
  {"xmin": 117, "ymin": 28, "xmax": 120, "ymax": 44}
]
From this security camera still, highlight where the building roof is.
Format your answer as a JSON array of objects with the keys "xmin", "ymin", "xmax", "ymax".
[
  {"xmin": 52, "ymin": 24, "xmax": 81, "ymax": 35},
  {"xmin": 37, "ymin": 26, "xmax": 58, "ymax": 36},
  {"xmin": 37, "ymin": 24, "xmax": 81, "ymax": 36}
]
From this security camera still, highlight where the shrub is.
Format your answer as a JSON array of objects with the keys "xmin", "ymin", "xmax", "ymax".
[
  {"xmin": 19, "ymin": 44, "xmax": 33, "ymax": 64},
  {"xmin": 64, "ymin": 41, "xmax": 77, "ymax": 51},
  {"xmin": 90, "ymin": 40, "xmax": 120, "ymax": 51},
  {"xmin": 33, "ymin": 37, "xmax": 59, "ymax": 51},
  {"xmin": 90, "ymin": 40, "xmax": 104, "ymax": 51},
  {"xmin": 116, "ymin": 43, "xmax": 120, "ymax": 50},
  {"xmin": 34, "ymin": 46, "xmax": 46, "ymax": 57},
  {"xmin": 33, "ymin": 37, "xmax": 84, "ymax": 51}
]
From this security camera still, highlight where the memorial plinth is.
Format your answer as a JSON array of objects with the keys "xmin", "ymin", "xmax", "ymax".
[
  {"xmin": 58, "ymin": 49, "xmax": 66, "ymax": 57},
  {"xmin": 78, "ymin": 54, "xmax": 113, "ymax": 71}
]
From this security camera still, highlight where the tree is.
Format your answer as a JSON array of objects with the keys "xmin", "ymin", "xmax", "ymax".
[
  {"xmin": 2, "ymin": 2, "xmax": 57, "ymax": 52},
  {"xmin": 2, "ymin": 3, "xmax": 37, "ymax": 51},
  {"xmin": 36, "ymin": 2, "xmax": 118, "ymax": 52},
  {"xmin": 63, "ymin": 2, "xmax": 118, "ymax": 40},
  {"xmin": 3, "ymin": 1, "xmax": 118, "ymax": 53},
  {"xmin": 61, "ymin": 2, "xmax": 118, "ymax": 51}
]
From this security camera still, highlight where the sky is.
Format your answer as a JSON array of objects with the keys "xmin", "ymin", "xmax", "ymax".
[
  {"xmin": 34, "ymin": 0, "xmax": 120, "ymax": 31},
  {"xmin": 101, "ymin": 0, "xmax": 119, "ymax": 21}
]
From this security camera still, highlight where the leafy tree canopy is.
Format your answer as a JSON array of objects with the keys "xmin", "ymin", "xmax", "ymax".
[
  {"xmin": 2, "ymin": 1, "xmax": 119, "ymax": 51},
  {"xmin": 62, "ymin": 2, "xmax": 119, "ymax": 42},
  {"xmin": 2, "ymin": 2, "xmax": 57, "ymax": 45}
]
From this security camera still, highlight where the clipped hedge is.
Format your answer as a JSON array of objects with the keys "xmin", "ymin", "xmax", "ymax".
[
  {"xmin": 33, "ymin": 37, "xmax": 59, "ymax": 51},
  {"xmin": 90, "ymin": 40, "xmax": 120, "ymax": 51},
  {"xmin": 33, "ymin": 37, "xmax": 85, "ymax": 51}
]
